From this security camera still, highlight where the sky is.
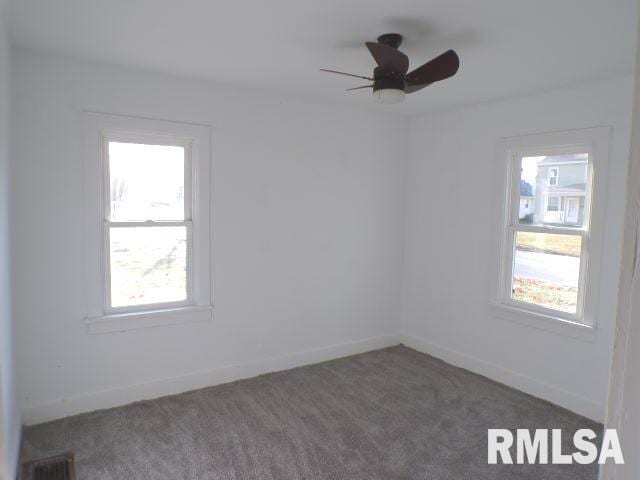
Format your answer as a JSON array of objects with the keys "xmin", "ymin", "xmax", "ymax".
[{"xmin": 521, "ymin": 155, "xmax": 544, "ymax": 186}]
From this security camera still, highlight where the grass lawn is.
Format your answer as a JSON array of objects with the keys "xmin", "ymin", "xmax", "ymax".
[{"xmin": 516, "ymin": 232, "xmax": 581, "ymax": 257}]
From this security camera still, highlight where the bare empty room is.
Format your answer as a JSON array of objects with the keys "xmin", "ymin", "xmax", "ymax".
[{"xmin": 2, "ymin": 1, "xmax": 640, "ymax": 479}]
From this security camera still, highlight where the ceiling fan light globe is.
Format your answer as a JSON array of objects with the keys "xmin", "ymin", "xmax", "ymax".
[{"xmin": 373, "ymin": 88, "xmax": 405, "ymax": 104}]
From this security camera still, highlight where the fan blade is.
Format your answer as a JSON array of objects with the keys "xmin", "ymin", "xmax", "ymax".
[
  {"xmin": 365, "ymin": 42, "xmax": 409, "ymax": 75},
  {"xmin": 346, "ymin": 85, "xmax": 374, "ymax": 91},
  {"xmin": 405, "ymin": 50, "xmax": 459, "ymax": 87},
  {"xmin": 320, "ymin": 69, "xmax": 373, "ymax": 81},
  {"xmin": 405, "ymin": 83, "xmax": 431, "ymax": 94}
]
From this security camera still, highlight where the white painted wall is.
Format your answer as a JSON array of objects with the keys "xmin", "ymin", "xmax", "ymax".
[
  {"xmin": 401, "ymin": 76, "xmax": 633, "ymax": 422},
  {"xmin": 11, "ymin": 46, "xmax": 634, "ymax": 429},
  {"xmin": 0, "ymin": 4, "xmax": 19, "ymax": 480},
  {"xmin": 602, "ymin": 16, "xmax": 640, "ymax": 480},
  {"xmin": 12, "ymin": 49, "xmax": 408, "ymax": 424}
]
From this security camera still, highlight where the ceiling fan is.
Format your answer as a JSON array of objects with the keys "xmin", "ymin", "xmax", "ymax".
[{"xmin": 321, "ymin": 33, "xmax": 459, "ymax": 104}]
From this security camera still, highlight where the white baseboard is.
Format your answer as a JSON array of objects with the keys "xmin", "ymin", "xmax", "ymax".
[
  {"xmin": 401, "ymin": 333, "xmax": 604, "ymax": 422},
  {"xmin": 2, "ymin": 413, "xmax": 22, "ymax": 480},
  {"xmin": 23, "ymin": 332, "xmax": 603, "ymax": 425},
  {"xmin": 23, "ymin": 333, "xmax": 402, "ymax": 425}
]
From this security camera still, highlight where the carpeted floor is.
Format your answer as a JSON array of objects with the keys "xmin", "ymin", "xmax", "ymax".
[{"xmin": 22, "ymin": 346, "xmax": 600, "ymax": 479}]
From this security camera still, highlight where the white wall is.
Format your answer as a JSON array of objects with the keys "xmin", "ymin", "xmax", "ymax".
[
  {"xmin": 401, "ymin": 76, "xmax": 633, "ymax": 421},
  {"xmin": 603, "ymin": 17, "xmax": 640, "ymax": 480},
  {"xmin": 11, "ymin": 46, "xmax": 633, "ymax": 428},
  {"xmin": 12, "ymin": 49, "xmax": 408, "ymax": 424},
  {"xmin": 0, "ymin": 4, "xmax": 19, "ymax": 480}
]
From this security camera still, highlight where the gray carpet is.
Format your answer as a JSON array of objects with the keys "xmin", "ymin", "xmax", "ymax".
[{"xmin": 22, "ymin": 346, "xmax": 600, "ymax": 479}]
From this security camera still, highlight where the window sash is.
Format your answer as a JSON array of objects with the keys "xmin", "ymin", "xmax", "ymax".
[
  {"xmin": 102, "ymin": 133, "xmax": 195, "ymax": 313},
  {"xmin": 103, "ymin": 134, "xmax": 193, "ymax": 223},
  {"xmin": 501, "ymin": 150, "xmax": 593, "ymax": 322},
  {"xmin": 509, "ymin": 149, "xmax": 593, "ymax": 230},
  {"xmin": 104, "ymin": 221, "xmax": 194, "ymax": 314},
  {"xmin": 502, "ymin": 225, "xmax": 589, "ymax": 321}
]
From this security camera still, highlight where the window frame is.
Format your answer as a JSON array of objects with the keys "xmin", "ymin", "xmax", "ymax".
[
  {"xmin": 491, "ymin": 127, "xmax": 610, "ymax": 340},
  {"xmin": 548, "ymin": 167, "xmax": 559, "ymax": 186},
  {"xmin": 83, "ymin": 112, "xmax": 212, "ymax": 334},
  {"xmin": 103, "ymin": 131, "xmax": 194, "ymax": 314},
  {"xmin": 502, "ymin": 145, "xmax": 593, "ymax": 322}
]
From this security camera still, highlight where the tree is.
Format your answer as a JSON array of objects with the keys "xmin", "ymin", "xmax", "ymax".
[{"xmin": 111, "ymin": 178, "xmax": 128, "ymax": 216}]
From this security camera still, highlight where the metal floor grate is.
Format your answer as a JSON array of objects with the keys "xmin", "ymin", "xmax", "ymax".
[{"xmin": 22, "ymin": 453, "xmax": 76, "ymax": 480}]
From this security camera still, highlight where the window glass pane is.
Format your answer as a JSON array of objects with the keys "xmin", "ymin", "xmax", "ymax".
[
  {"xmin": 109, "ymin": 142, "xmax": 185, "ymax": 221},
  {"xmin": 518, "ymin": 153, "xmax": 588, "ymax": 227},
  {"xmin": 110, "ymin": 226, "xmax": 187, "ymax": 308},
  {"xmin": 511, "ymin": 231, "xmax": 581, "ymax": 314}
]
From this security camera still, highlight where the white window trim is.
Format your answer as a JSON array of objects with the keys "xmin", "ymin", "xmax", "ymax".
[
  {"xmin": 490, "ymin": 127, "xmax": 611, "ymax": 342},
  {"xmin": 83, "ymin": 112, "xmax": 213, "ymax": 334},
  {"xmin": 548, "ymin": 167, "xmax": 559, "ymax": 186}
]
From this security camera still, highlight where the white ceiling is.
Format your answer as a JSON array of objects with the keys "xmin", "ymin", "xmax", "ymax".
[{"xmin": 7, "ymin": 0, "xmax": 638, "ymax": 114}]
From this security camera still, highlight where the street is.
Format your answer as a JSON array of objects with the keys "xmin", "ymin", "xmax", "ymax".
[{"xmin": 514, "ymin": 249, "xmax": 580, "ymax": 287}]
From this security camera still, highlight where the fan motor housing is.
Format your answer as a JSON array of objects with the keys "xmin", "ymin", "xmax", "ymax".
[
  {"xmin": 372, "ymin": 66, "xmax": 405, "ymax": 93},
  {"xmin": 377, "ymin": 33, "xmax": 403, "ymax": 49}
]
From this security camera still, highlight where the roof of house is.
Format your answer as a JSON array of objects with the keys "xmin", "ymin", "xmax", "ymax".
[
  {"xmin": 520, "ymin": 179, "xmax": 533, "ymax": 197},
  {"xmin": 537, "ymin": 153, "xmax": 588, "ymax": 165},
  {"xmin": 547, "ymin": 183, "xmax": 587, "ymax": 195}
]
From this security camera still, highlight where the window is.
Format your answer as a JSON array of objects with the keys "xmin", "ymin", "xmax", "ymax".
[
  {"xmin": 546, "ymin": 195, "xmax": 560, "ymax": 212},
  {"xmin": 106, "ymin": 140, "xmax": 190, "ymax": 310},
  {"xmin": 494, "ymin": 127, "xmax": 610, "ymax": 333},
  {"xmin": 83, "ymin": 113, "xmax": 212, "ymax": 334},
  {"xmin": 506, "ymin": 153, "xmax": 590, "ymax": 318}
]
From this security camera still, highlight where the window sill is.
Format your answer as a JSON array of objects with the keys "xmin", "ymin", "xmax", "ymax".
[
  {"xmin": 488, "ymin": 302, "xmax": 597, "ymax": 342},
  {"xmin": 84, "ymin": 304, "xmax": 213, "ymax": 334}
]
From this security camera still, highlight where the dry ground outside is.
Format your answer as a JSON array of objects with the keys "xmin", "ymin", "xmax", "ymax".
[{"xmin": 512, "ymin": 277, "xmax": 578, "ymax": 314}]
